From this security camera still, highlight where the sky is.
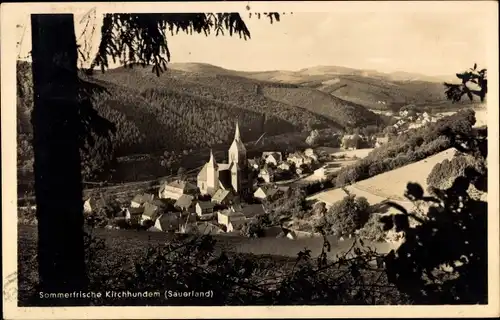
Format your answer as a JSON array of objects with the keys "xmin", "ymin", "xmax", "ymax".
[{"xmin": 15, "ymin": 5, "xmax": 493, "ymax": 77}]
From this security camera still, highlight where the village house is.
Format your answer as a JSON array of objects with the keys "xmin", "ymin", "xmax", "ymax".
[
  {"xmin": 253, "ymin": 185, "xmax": 290, "ymax": 201},
  {"xmin": 278, "ymin": 162, "xmax": 291, "ymax": 171},
  {"xmin": 174, "ymin": 194, "xmax": 195, "ymax": 212},
  {"xmin": 262, "ymin": 152, "xmax": 283, "ymax": 166},
  {"xmin": 197, "ymin": 122, "xmax": 249, "ymax": 196},
  {"xmin": 217, "ymin": 209, "xmax": 247, "ymax": 232},
  {"xmin": 125, "ymin": 207, "xmax": 144, "ymax": 224},
  {"xmin": 287, "ymin": 152, "xmax": 312, "ymax": 167},
  {"xmin": 304, "ymin": 148, "xmax": 318, "ymax": 162},
  {"xmin": 258, "ymin": 167, "xmax": 275, "ymax": 183},
  {"xmin": 158, "ymin": 179, "xmax": 197, "ymax": 200},
  {"xmin": 239, "ymin": 204, "xmax": 266, "ymax": 219},
  {"xmin": 140, "ymin": 202, "xmax": 161, "ymax": 225},
  {"xmin": 211, "ymin": 188, "xmax": 235, "ymax": 205},
  {"xmin": 130, "ymin": 193, "xmax": 154, "ymax": 208},
  {"xmin": 195, "ymin": 201, "xmax": 215, "ymax": 220},
  {"xmin": 83, "ymin": 197, "xmax": 106, "ymax": 214},
  {"xmin": 154, "ymin": 212, "xmax": 182, "ymax": 232}
]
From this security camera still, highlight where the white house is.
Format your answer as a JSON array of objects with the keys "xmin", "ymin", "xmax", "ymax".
[
  {"xmin": 287, "ymin": 152, "xmax": 312, "ymax": 167},
  {"xmin": 217, "ymin": 209, "xmax": 247, "ymax": 232},
  {"xmin": 278, "ymin": 162, "xmax": 291, "ymax": 171},
  {"xmin": 130, "ymin": 193, "xmax": 154, "ymax": 208},
  {"xmin": 262, "ymin": 152, "xmax": 283, "ymax": 165},
  {"xmin": 83, "ymin": 197, "xmax": 106, "ymax": 214},
  {"xmin": 158, "ymin": 180, "xmax": 197, "ymax": 200},
  {"xmin": 304, "ymin": 148, "xmax": 318, "ymax": 161},
  {"xmin": 195, "ymin": 201, "xmax": 215, "ymax": 220},
  {"xmin": 258, "ymin": 167, "xmax": 275, "ymax": 183}
]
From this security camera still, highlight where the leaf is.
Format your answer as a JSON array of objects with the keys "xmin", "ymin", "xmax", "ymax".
[
  {"xmin": 473, "ymin": 63, "xmax": 477, "ymax": 70},
  {"xmin": 393, "ymin": 214, "xmax": 410, "ymax": 232}
]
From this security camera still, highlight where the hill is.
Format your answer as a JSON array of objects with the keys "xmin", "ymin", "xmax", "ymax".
[
  {"xmin": 19, "ymin": 61, "xmax": 378, "ymax": 159},
  {"xmin": 168, "ymin": 62, "xmax": 474, "ymax": 112}
]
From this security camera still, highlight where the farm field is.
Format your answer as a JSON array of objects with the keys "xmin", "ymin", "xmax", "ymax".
[{"xmin": 307, "ymin": 148, "xmax": 457, "ymax": 209}]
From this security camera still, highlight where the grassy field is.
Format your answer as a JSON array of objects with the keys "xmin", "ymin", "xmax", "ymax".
[{"xmin": 307, "ymin": 148, "xmax": 457, "ymax": 208}]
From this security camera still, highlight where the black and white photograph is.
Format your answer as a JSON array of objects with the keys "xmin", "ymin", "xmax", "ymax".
[{"xmin": 2, "ymin": 1, "xmax": 499, "ymax": 318}]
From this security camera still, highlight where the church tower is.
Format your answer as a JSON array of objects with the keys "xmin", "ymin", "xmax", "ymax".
[
  {"xmin": 228, "ymin": 121, "xmax": 247, "ymax": 166},
  {"xmin": 228, "ymin": 122, "xmax": 247, "ymax": 194},
  {"xmin": 206, "ymin": 149, "xmax": 219, "ymax": 191}
]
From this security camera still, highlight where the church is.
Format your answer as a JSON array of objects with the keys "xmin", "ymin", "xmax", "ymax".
[{"xmin": 197, "ymin": 122, "xmax": 249, "ymax": 197}]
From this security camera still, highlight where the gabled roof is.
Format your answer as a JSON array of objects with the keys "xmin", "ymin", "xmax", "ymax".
[
  {"xmin": 131, "ymin": 193, "xmax": 154, "ymax": 204},
  {"xmin": 198, "ymin": 164, "xmax": 208, "ymax": 182},
  {"xmin": 262, "ymin": 152, "xmax": 282, "ymax": 160},
  {"xmin": 156, "ymin": 213, "xmax": 181, "ymax": 231},
  {"xmin": 218, "ymin": 209, "xmax": 246, "ymax": 219},
  {"xmin": 212, "ymin": 189, "xmax": 232, "ymax": 202},
  {"xmin": 196, "ymin": 201, "xmax": 215, "ymax": 210},
  {"xmin": 142, "ymin": 202, "xmax": 159, "ymax": 218},
  {"xmin": 240, "ymin": 204, "xmax": 266, "ymax": 218},
  {"xmin": 174, "ymin": 194, "xmax": 195, "ymax": 209},
  {"xmin": 228, "ymin": 219, "xmax": 246, "ymax": 230},
  {"xmin": 164, "ymin": 180, "xmax": 196, "ymax": 190},
  {"xmin": 128, "ymin": 207, "xmax": 144, "ymax": 215}
]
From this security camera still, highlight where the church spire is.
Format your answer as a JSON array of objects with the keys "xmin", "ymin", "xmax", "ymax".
[
  {"xmin": 234, "ymin": 121, "xmax": 241, "ymax": 141},
  {"xmin": 208, "ymin": 149, "xmax": 217, "ymax": 166}
]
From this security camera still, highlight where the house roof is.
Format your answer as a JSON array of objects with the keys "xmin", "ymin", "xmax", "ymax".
[
  {"xmin": 128, "ymin": 207, "xmax": 144, "ymax": 215},
  {"xmin": 131, "ymin": 193, "xmax": 154, "ymax": 204},
  {"xmin": 151, "ymin": 199, "xmax": 170, "ymax": 208},
  {"xmin": 229, "ymin": 219, "xmax": 246, "ymax": 230},
  {"xmin": 164, "ymin": 180, "xmax": 196, "ymax": 190},
  {"xmin": 195, "ymin": 222, "xmax": 224, "ymax": 235},
  {"xmin": 219, "ymin": 209, "xmax": 246, "ymax": 219},
  {"xmin": 197, "ymin": 201, "xmax": 215, "ymax": 210},
  {"xmin": 240, "ymin": 204, "xmax": 266, "ymax": 218},
  {"xmin": 212, "ymin": 189, "xmax": 232, "ymax": 202},
  {"xmin": 142, "ymin": 202, "xmax": 159, "ymax": 218},
  {"xmin": 263, "ymin": 152, "xmax": 282, "ymax": 160},
  {"xmin": 156, "ymin": 213, "xmax": 181, "ymax": 231},
  {"xmin": 175, "ymin": 194, "xmax": 195, "ymax": 209}
]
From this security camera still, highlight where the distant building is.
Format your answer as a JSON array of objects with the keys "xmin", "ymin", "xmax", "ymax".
[
  {"xmin": 197, "ymin": 122, "xmax": 249, "ymax": 196},
  {"xmin": 83, "ymin": 197, "xmax": 106, "ymax": 214},
  {"xmin": 278, "ymin": 162, "xmax": 291, "ymax": 171},
  {"xmin": 195, "ymin": 201, "xmax": 215, "ymax": 220},
  {"xmin": 341, "ymin": 134, "xmax": 362, "ymax": 150},
  {"xmin": 217, "ymin": 209, "xmax": 247, "ymax": 232},
  {"xmin": 253, "ymin": 185, "xmax": 290, "ymax": 200},
  {"xmin": 287, "ymin": 152, "xmax": 312, "ymax": 167},
  {"xmin": 262, "ymin": 152, "xmax": 283, "ymax": 165},
  {"xmin": 125, "ymin": 207, "xmax": 144, "ymax": 224},
  {"xmin": 258, "ymin": 167, "xmax": 275, "ymax": 183},
  {"xmin": 304, "ymin": 148, "xmax": 318, "ymax": 161},
  {"xmin": 141, "ymin": 202, "xmax": 161, "ymax": 224},
  {"xmin": 154, "ymin": 213, "xmax": 181, "ymax": 232},
  {"xmin": 158, "ymin": 179, "xmax": 197, "ymax": 200},
  {"xmin": 130, "ymin": 193, "xmax": 154, "ymax": 208},
  {"xmin": 174, "ymin": 194, "xmax": 195, "ymax": 212},
  {"xmin": 211, "ymin": 189, "xmax": 235, "ymax": 205}
]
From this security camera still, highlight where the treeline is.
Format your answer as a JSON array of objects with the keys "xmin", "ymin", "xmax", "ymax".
[{"xmin": 261, "ymin": 86, "xmax": 383, "ymax": 128}]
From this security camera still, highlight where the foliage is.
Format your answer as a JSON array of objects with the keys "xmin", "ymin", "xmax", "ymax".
[
  {"xmin": 377, "ymin": 107, "xmax": 488, "ymax": 303},
  {"xmin": 315, "ymin": 194, "xmax": 371, "ymax": 236},
  {"xmin": 444, "ymin": 64, "xmax": 487, "ymax": 103},
  {"xmin": 263, "ymin": 187, "xmax": 309, "ymax": 224},
  {"xmin": 426, "ymin": 153, "xmax": 485, "ymax": 191},
  {"xmin": 334, "ymin": 109, "xmax": 476, "ymax": 188}
]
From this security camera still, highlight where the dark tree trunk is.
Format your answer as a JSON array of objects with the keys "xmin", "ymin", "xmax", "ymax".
[{"xmin": 31, "ymin": 14, "xmax": 87, "ymax": 305}]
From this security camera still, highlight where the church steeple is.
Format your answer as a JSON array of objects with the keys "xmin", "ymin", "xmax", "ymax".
[
  {"xmin": 208, "ymin": 149, "xmax": 217, "ymax": 166},
  {"xmin": 234, "ymin": 121, "xmax": 241, "ymax": 141}
]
